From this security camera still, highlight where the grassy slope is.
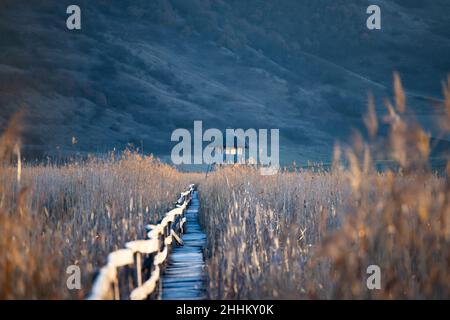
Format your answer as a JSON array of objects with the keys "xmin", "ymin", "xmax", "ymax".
[{"xmin": 0, "ymin": 1, "xmax": 449, "ymax": 164}]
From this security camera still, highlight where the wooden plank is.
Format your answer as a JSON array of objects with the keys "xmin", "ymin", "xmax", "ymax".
[
  {"xmin": 126, "ymin": 239, "xmax": 159, "ymax": 254},
  {"xmin": 171, "ymin": 229, "xmax": 184, "ymax": 246},
  {"xmin": 161, "ymin": 191, "xmax": 206, "ymax": 300},
  {"xmin": 107, "ymin": 249, "xmax": 134, "ymax": 267},
  {"xmin": 129, "ymin": 266, "xmax": 161, "ymax": 300},
  {"xmin": 146, "ymin": 224, "xmax": 164, "ymax": 239},
  {"xmin": 88, "ymin": 264, "xmax": 117, "ymax": 300},
  {"xmin": 153, "ymin": 245, "xmax": 169, "ymax": 265}
]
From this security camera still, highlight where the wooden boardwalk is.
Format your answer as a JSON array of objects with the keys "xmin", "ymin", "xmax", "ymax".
[{"xmin": 161, "ymin": 191, "xmax": 207, "ymax": 300}]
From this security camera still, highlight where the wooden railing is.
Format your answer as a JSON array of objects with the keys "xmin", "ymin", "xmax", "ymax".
[{"xmin": 87, "ymin": 184, "xmax": 196, "ymax": 300}]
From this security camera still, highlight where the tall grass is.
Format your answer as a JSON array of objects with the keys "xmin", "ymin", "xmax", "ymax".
[
  {"xmin": 199, "ymin": 74, "xmax": 450, "ymax": 299},
  {"xmin": 2, "ymin": 74, "xmax": 450, "ymax": 299},
  {"xmin": 0, "ymin": 125, "xmax": 196, "ymax": 298}
]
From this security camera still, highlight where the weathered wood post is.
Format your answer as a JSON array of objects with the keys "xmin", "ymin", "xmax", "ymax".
[
  {"xmin": 135, "ymin": 252, "xmax": 142, "ymax": 287},
  {"xmin": 113, "ymin": 273, "xmax": 120, "ymax": 300}
]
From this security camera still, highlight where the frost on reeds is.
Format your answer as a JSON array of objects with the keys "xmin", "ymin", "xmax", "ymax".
[
  {"xmin": 199, "ymin": 74, "xmax": 450, "ymax": 299},
  {"xmin": 0, "ymin": 125, "xmax": 194, "ymax": 298}
]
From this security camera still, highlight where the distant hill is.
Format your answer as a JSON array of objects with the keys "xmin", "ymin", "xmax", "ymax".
[{"xmin": 1, "ymin": 0, "xmax": 450, "ymax": 164}]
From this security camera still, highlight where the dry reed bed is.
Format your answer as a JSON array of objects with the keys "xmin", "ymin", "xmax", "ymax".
[
  {"xmin": 198, "ymin": 75, "xmax": 450, "ymax": 299},
  {"xmin": 199, "ymin": 167, "xmax": 346, "ymax": 299},
  {"xmin": 2, "ymin": 74, "xmax": 450, "ymax": 299},
  {"xmin": 0, "ymin": 126, "xmax": 196, "ymax": 299}
]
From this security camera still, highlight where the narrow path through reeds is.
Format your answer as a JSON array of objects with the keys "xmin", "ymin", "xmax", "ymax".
[{"xmin": 161, "ymin": 191, "xmax": 207, "ymax": 300}]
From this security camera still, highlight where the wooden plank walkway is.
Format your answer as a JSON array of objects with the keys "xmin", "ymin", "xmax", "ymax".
[{"xmin": 161, "ymin": 191, "xmax": 207, "ymax": 300}]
